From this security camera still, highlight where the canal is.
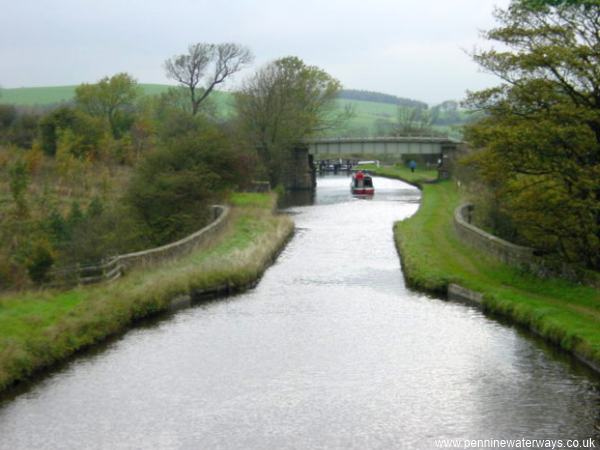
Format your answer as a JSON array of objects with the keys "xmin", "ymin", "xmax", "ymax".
[{"xmin": 0, "ymin": 175, "xmax": 598, "ymax": 449}]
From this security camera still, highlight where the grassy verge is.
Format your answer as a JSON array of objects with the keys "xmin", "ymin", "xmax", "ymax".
[
  {"xmin": 357, "ymin": 163, "xmax": 438, "ymax": 186},
  {"xmin": 0, "ymin": 192, "xmax": 294, "ymax": 392},
  {"xmin": 394, "ymin": 180, "xmax": 600, "ymax": 370}
]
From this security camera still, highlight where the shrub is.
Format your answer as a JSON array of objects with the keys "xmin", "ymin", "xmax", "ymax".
[
  {"xmin": 127, "ymin": 123, "xmax": 245, "ymax": 245},
  {"xmin": 26, "ymin": 242, "xmax": 55, "ymax": 284},
  {"xmin": 39, "ymin": 107, "xmax": 105, "ymax": 159}
]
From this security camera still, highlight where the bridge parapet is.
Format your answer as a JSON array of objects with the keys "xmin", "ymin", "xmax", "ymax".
[{"xmin": 305, "ymin": 136, "xmax": 462, "ymax": 160}]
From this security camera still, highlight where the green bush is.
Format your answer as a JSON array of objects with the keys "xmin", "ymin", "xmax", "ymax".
[
  {"xmin": 39, "ymin": 107, "xmax": 105, "ymax": 158},
  {"xmin": 127, "ymin": 123, "xmax": 247, "ymax": 245},
  {"xmin": 0, "ymin": 104, "xmax": 17, "ymax": 130},
  {"xmin": 39, "ymin": 107, "xmax": 78, "ymax": 156},
  {"xmin": 2, "ymin": 111, "xmax": 39, "ymax": 149},
  {"xmin": 26, "ymin": 242, "xmax": 54, "ymax": 284}
]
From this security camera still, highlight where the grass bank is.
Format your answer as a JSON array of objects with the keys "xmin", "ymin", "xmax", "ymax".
[
  {"xmin": 0, "ymin": 192, "xmax": 294, "ymax": 392},
  {"xmin": 358, "ymin": 163, "xmax": 438, "ymax": 187},
  {"xmin": 392, "ymin": 178, "xmax": 600, "ymax": 371}
]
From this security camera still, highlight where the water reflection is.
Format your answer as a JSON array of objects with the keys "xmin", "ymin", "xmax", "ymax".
[{"xmin": 0, "ymin": 174, "xmax": 597, "ymax": 450}]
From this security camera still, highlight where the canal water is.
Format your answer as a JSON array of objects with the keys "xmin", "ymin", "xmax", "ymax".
[{"xmin": 0, "ymin": 175, "xmax": 598, "ymax": 449}]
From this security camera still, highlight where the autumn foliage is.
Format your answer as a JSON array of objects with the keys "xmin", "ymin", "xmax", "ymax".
[{"xmin": 464, "ymin": 0, "xmax": 600, "ymax": 271}]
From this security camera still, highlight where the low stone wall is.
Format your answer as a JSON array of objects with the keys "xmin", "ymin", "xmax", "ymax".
[
  {"xmin": 117, "ymin": 205, "xmax": 230, "ymax": 271},
  {"xmin": 50, "ymin": 205, "xmax": 230, "ymax": 286},
  {"xmin": 454, "ymin": 204, "xmax": 536, "ymax": 267},
  {"xmin": 447, "ymin": 283, "xmax": 483, "ymax": 307}
]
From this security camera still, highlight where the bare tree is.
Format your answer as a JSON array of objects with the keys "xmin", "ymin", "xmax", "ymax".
[{"xmin": 164, "ymin": 43, "xmax": 253, "ymax": 115}]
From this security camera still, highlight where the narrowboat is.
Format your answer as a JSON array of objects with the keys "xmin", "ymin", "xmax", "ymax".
[{"xmin": 350, "ymin": 170, "xmax": 374, "ymax": 196}]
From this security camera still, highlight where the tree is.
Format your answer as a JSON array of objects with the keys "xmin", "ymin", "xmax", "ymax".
[
  {"xmin": 2, "ymin": 111, "xmax": 39, "ymax": 149},
  {"xmin": 374, "ymin": 118, "xmax": 396, "ymax": 136},
  {"xmin": 463, "ymin": 0, "xmax": 600, "ymax": 270},
  {"xmin": 394, "ymin": 106, "xmax": 436, "ymax": 136},
  {"xmin": 235, "ymin": 56, "xmax": 343, "ymax": 185},
  {"xmin": 165, "ymin": 43, "xmax": 253, "ymax": 116},
  {"xmin": 26, "ymin": 241, "xmax": 54, "ymax": 284},
  {"xmin": 0, "ymin": 104, "xmax": 17, "ymax": 130},
  {"xmin": 39, "ymin": 106, "xmax": 105, "ymax": 158},
  {"xmin": 39, "ymin": 106, "xmax": 78, "ymax": 156},
  {"xmin": 8, "ymin": 159, "xmax": 30, "ymax": 217},
  {"xmin": 430, "ymin": 100, "xmax": 462, "ymax": 126},
  {"xmin": 127, "ymin": 122, "xmax": 245, "ymax": 244},
  {"xmin": 75, "ymin": 73, "xmax": 140, "ymax": 138}
]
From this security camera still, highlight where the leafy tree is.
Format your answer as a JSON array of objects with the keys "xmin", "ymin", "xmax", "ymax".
[
  {"xmin": 75, "ymin": 73, "xmax": 140, "ymax": 138},
  {"xmin": 127, "ymin": 123, "xmax": 245, "ymax": 244},
  {"xmin": 65, "ymin": 201, "xmax": 85, "ymax": 231},
  {"xmin": 87, "ymin": 196, "xmax": 104, "ymax": 218},
  {"xmin": 8, "ymin": 159, "xmax": 30, "ymax": 216},
  {"xmin": 0, "ymin": 104, "xmax": 17, "ymax": 130},
  {"xmin": 39, "ymin": 106, "xmax": 78, "ymax": 156},
  {"xmin": 3, "ymin": 111, "xmax": 39, "ymax": 148},
  {"xmin": 235, "ymin": 56, "xmax": 343, "ymax": 185},
  {"xmin": 374, "ymin": 118, "xmax": 396, "ymax": 136},
  {"xmin": 165, "ymin": 43, "xmax": 253, "ymax": 116},
  {"xmin": 26, "ymin": 241, "xmax": 54, "ymax": 284},
  {"xmin": 59, "ymin": 121, "xmax": 103, "ymax": 161},
  {"xmin": 431, "ymin": 101, "xmax": 464, "ymax": 126},
  {"xmin": 394, "ymin": 107, "xmax": 437, "ymax": 136},
  {"xmin": 155, "ymin": 108, "xmax": 202, "ymax": 143},
  {"xmin": 40, "ymin": 107, "xmax": 106, "ymax": 159},
  {"xmin": 61, "ymin": 199, "xmax": 113, "ymax": 265},
  {"xmin": 128, "ymin": 115, "xmax": 156, "ymax": 160},
  {"xmin": 47, "ymin": 208, "xmax": 70, "ymax": 244},
  {"xmin": 464, "ymin": 0, "xmax": 600, "ymax": 270}
]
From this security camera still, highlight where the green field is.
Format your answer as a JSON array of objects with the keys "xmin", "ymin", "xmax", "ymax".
[
  {"xmin": 378, "ymin": 167, "xmax": 600, "ymax": 370},
  {"xmin": 1, "ymin": 85, "xmax": 79, "ymax": 105},
  {"xmin": 0, "ymin": 84, "xmax": 179, "ymax": 105},
  {"xmin": 0, "ymin": 84, "xmax": 235, "ymax": 112},
  {"xmin": 332, "ymin": 98, "xmax": 396, "ymax": 135}
]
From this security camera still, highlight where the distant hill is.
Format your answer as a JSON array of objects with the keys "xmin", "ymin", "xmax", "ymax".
[{"xmin": 338, "ymin": 89, "xmax": 428, "ymax": 110}]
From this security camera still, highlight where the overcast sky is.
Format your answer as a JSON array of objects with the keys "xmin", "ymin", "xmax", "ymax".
[{"xmin": 1, "ymin": 0, "xmax": 510, "ymax": 105}]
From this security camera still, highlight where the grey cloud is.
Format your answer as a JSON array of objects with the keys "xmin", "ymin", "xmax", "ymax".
[{"xmin": 0, "ymin": 0, "xmax": 510, "ymax": 104}]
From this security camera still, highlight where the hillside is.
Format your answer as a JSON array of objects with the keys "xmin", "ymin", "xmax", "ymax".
[
  {"xmin": 0, "ymin": 84, "xmax": 190, "ymax": 105},
  {"xmin": 338, "ymin": 89, "xmax": 427, "ymax": 109},
  {"xmin": 0, "ymin": 84, "xmax": 235, "ymax": 113}
]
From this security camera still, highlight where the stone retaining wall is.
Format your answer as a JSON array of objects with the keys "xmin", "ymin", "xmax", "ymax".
[
  {"xmin": 117, "ymin": 205, "xmax": 229, "ymax": 271},
  {"xmin": 447, "ymin": 283, "xmax": 483, "ymax": 307},
  {"xmin": 453, "ymin": 203, "xmax": 536, "ymax": 267},
  {"xmin": 50, "ymin": 205, "xmax": 230, "ymax": 286}
]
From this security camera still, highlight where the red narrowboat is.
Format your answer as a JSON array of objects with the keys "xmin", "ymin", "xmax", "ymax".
[{"xmin": 350, "ymin": 170, "xmax": 375, "ymax": 196}]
